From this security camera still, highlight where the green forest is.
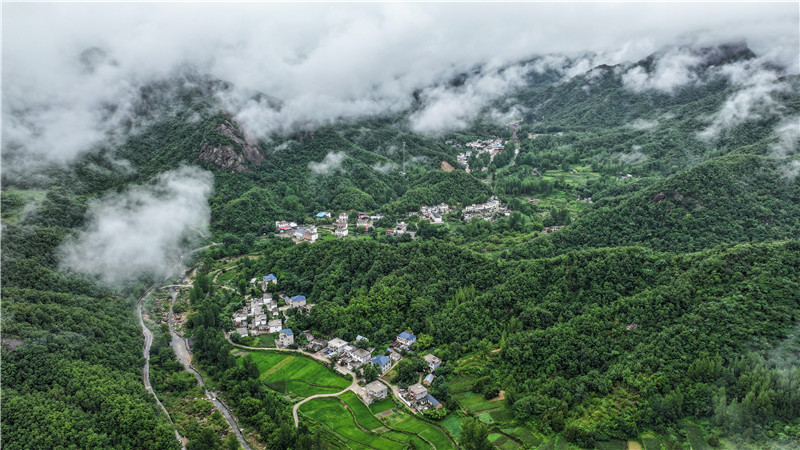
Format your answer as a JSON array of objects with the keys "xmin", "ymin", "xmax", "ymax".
[{"xmin": 2, "ymin": 41, "xmax": 800, "ymax": 450}]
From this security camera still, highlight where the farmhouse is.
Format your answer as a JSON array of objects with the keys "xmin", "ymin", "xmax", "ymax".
[
  {"xmin": 408, "ymin": 383, "xmax": 428, "ymax": 400},
  {"xmin": 423, "ymin": 354, "xmax": 442, "ymax": 372},
  {"xmin": 263, "ymin": 273, "xmax": 277, "ymax": 285},
  {"xmin": 235, "ymin": 327, "xmax": 249, "ymax": 337},
  {"xmin": 307, "ymin": 339, "xmax": 327, "ymax": 352},
  {"xmin": 425, "ymin": 394, "xmax": 443, "ymax": 409},
  {"xmin": 290, "ymin": 295, "xmax": 307, "ymax": 307},
  {"xmin": 294, "ymin": 227, "xmax": 318, "ymax": 243},
  {"xmin": 371, "ymin": 355, "xmax": 392, "ymax": 374},
  {"xmin": 396, "ymin": 331, "xmax": 416, "ymax": 349},
  {"xmin": 423, "ymin": 373, "xmax": 435, "ymax": 386},
  {"xmin": 334, "ymin": 225, "xmax": 349, "ymax": 238},
  {"xmin": 364, "ymin": 380, "xmax": 388, "ymax": 404},
  {"xmin": 351, "ymin": 348, "xmax": 372, "ymax": 366},
  {"xmin": 328, "ymin": 338, "xmax": 348, "ymax": 353},
  {"xmin": 267, "ymin": 319, "xmax": 283, "ymax": 333},
  {"xmin": 278, "ymin": 329, "xmax": 294, "ymax": 347},
  {"xmin": 389, "ymin": 349, "xmax": 403, "ymax": 362}
]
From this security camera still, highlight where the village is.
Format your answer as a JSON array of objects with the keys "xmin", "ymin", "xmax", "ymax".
[
  {"xmin": 228, "ymin": 272, "xmax": 444, "ymax": 414},
  {"xmin": 454, "ymin": 137, "xmax": 505, "ymax": 173},
  {"xmin": 273, "ymin": 198, "xmax": 513, "ymax": 243}
]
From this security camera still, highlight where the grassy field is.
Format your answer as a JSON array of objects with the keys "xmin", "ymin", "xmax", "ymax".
[
  {"xmin": 300, "ymin": 398, "xmax": 406, "ymax": 450},
  {"xmin": 239, "ymin": 351, "xmax": 349, "ymax": 397},
  {"xmin": 339, "ymin": 391, "xmax": 383, "ymax": 430}
]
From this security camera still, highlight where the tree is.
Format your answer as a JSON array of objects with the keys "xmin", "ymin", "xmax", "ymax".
[
  {"xmin": 363, "ymin": 363, "xmax": 379, "ymax": 383},
  {"xmin": 187, "ymin": 427, "xmax": 221, "ymax": 450},
  {"xmin": 459, "ymin": 417, "xmax": 491, "ymax": 450}
]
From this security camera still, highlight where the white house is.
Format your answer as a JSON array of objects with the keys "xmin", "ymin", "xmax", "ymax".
[
  {"xmin": 328, "ymin": 338, "xmax": 348, "ymax": 353},
  {"xmin": 396, "ymin": 331, "xmax": 416, "ymax": 349},
  {"xmin": 352, "ymin": 348, "xmax": 372, "ymax": 366},
  {"xmin": 423, "ymin": 354, "xmax": 442, "ymax": 372},
  {"xmin": 408, "ymin": 383, "xmax": 428, "ymax": 400},
  {"xmin": 268, "ymin": 319, "xmax": 283, "ymax": 333},
  {"xmin": 278, "ymin": 329, "xmax": 294, "ymax": 347},
  {"xmin": 364, "ymin": 380, "xmax": 388, "ymax": 404}
]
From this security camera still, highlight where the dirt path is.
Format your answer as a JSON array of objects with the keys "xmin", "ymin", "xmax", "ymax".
[{"xmin": 292, "ymin": 379, "xmax": 357, "ymax": 427}]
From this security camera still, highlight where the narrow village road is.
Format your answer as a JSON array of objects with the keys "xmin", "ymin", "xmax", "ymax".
[
  {"xmin": 291, "ymin": 379, "xmax": 358, "ymax": 427},
  {"xmin": 223, "ymin": 335, "xmax": 361, "ymax": 428}
]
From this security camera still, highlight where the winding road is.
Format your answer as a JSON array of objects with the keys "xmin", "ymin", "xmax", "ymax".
[
  {"xmin": 137, "ymin": 243, "xmax": 255, "ymax": 450},
  {"xmin": 223, "ymin": 335, "xmax": 359, "ymax": 427},
  {"xmin": 167, "ymin": 290, "xmax": 252, "ymax": 450},
  {"xmin": 137, "ymin": 282, "xmax": 185, "ymax": 448}
]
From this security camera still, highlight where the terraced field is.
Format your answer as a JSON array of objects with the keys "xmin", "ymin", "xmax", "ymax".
[
  {"xmin": 300, "ymin": 397, "xmax": 407, "ymax": 450},
  {"xmin": 238, "ymin": 350, "xmax": 350, "ymax": 397}
]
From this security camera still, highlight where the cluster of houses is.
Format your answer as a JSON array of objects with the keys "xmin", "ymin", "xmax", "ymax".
[
  {"xmin": 334, "ymin": 212, "xmax": 349, "ymax": 238},
  {"xmin": 462, "ymin": 197, "xmax": 512, "ymax": 222},
  {"xmin": 409, "ymin": 203, "xmax": 450, "ymax": 224},
  {"xmin": 386, "ymin": 222, "xmax": 415, "ymax": 237},
  {"xmin": 232, "ymin": 292, "xmax": 280, "ymax": 337},
  {"xmin": 454, "ymin": 138, "xmax": 506, "ymax": 173},
  {"xmin": 233, "ymin": 274, "xmax": 312, "ymax": 347},
  {"xmin": 275, "ymin": 221, "xmax": 318, "ymax": 243},
  {"xmin": 397, "ymin": 351, "xmax": 443, "ymax": 412}
]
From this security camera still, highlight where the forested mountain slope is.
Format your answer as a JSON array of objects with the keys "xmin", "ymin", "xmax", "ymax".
[{"xmin": 508, "ymin": 153, "xmax": 800, "ymax": 258}]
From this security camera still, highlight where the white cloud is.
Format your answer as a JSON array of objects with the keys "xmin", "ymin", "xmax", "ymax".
[
  {"xmin": 309, "ymin": 151, "xmax": 347, "ymax": 175},
  {"xmin": 58, "ymin": 166, "xmax": 213, "ymax": 286},
  {"xmin": 622, "ymin": 48, "xmax": 704, "ymax": 93},
  {"xmin": 770, "ymin": 115, "xmax": 800, "ymax": 158},
  {"xmin": 697, "ymin": 61, "xmax": 788, "ymax": 140},
  {"xmin": 628, "ymin": 118, "xmax": 660, "ymax": 132},
  {"xmin": 2, "ymin": 2, "xmax": 798, "ymax": 169}
]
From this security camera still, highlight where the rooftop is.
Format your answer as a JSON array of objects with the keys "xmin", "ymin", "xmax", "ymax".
[
  {"xmin": 366, "ymin": 380, "xmax": 386, "ymax": 393},
  {"xmin": 372, "ymin": 355, "xmax": 390, "ymax": 366},
  {"xmin": 398, "ymin": 331, "xmax": 416, "ymax": 340},
  {"xmin": 280, "ymin": 329, "xmax": 293, "ymax": 335}
]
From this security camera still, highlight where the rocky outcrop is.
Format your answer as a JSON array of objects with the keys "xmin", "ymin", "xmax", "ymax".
[{"xmin": 198, "ymin": 119, "xmax": 264, "ymax": 173}]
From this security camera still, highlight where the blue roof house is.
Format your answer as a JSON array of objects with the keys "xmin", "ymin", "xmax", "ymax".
[
  {"xmin": 291, "ymin": 295, "xmax": 307, "ymax": 306},
  {"xmin": 397, "ymin": 331, "xmax": 416, "ymax": 349},
  {"xmin": 263, "ymin": 274, "xmax": 277, "ymax": 284},
  {"xmin": 371, "ymin": 355, "xmax": 391, "ymax": 373}
]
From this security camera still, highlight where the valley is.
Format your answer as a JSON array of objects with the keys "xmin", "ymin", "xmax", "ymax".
[{"xmin": 2, "ymin": 4, "xmax": 799, "ymax": 449}]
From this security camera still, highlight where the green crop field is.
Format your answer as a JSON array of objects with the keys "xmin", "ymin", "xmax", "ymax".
[
  {"xmin": 368, "ymin": 397, "xmax": 395, "ymax": 414},
  {"xmin": 239, "ymin": 351, "xmax": 350, "ymax": 397},
  {"xmin": 385, "ymin": 409, "xmax": 455, "ymax": 450},
  {"xmin": 339, "ymin": 391, "xmax": 383, "ymax": 430},
  {"xmin": 447, "ymin": 376, "xmax": 476, "ymax": 394},
  {"xmin": 503, "ymin": 427, "xmax": 542, "ymax": 448},
  {"xmin": 454, "ymin": 391, "xmax": 504, "ymax": 413},
  {"xmin": 383, "ymin": 431, "xmax": 432, "ymax": 450},
  {"xmin": 440, "ymin": 415, "xmax": 462, "ymax": 439},
  {"xmin": 300, "ymin": 398, "xmax": 406, "ymax": 450}
]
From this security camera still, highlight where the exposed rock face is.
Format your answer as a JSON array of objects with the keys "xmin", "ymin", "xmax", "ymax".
[{"xmin": 198, "ymin": 119, "xmax": 264, "ymax": 173}]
